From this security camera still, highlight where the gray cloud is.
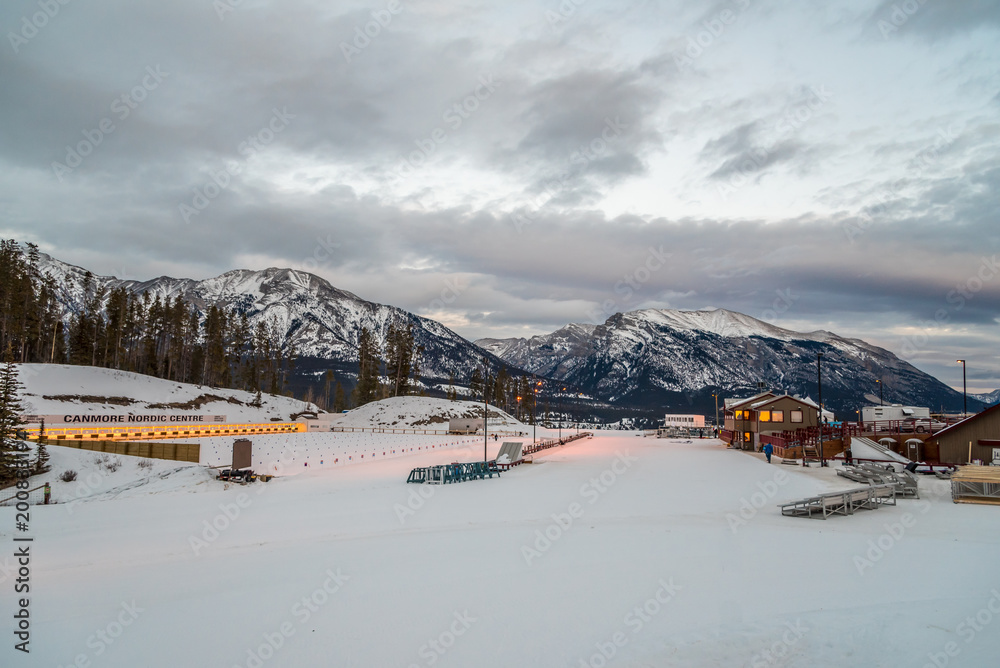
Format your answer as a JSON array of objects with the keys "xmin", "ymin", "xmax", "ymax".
[{"xmin": 2, "ymin": 0, "xmax": 1000, "ymax": 391}]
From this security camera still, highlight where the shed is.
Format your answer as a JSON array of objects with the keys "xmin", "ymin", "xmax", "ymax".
[{"xmin": 927, "ymin": 404, "xmax": 1000, "ymax": 465}]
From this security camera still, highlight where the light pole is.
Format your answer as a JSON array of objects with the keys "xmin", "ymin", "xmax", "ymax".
[
  {"xmin": 533, "ymin": 381, "xmax": 541, "ymax": 444},
  {"xmin": 817, "ymin": 352, "xmax": 826, "ymax": 467},
  {"xmin": 560, "ymin": 387, "xmax": 566, "ymax": 439},
  {"xmin": 481, "ymin": 356, "xmax": 489, "ymax": 462},
  {"xmin": 957, "ymin": 359, "xmax": 967, "ymax": 417},
  {"xmin": 712, "ymin": 392, "xmax": 720, "ymax": 430},
  {"xmin": 876, "ymin": 378, "xmax": 883, "ymax": 406}
]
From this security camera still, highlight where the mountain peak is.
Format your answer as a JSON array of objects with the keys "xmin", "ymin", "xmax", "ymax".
[{"xmin": 616, "ymin": 307, "xmax": 805, "ymax": 340}]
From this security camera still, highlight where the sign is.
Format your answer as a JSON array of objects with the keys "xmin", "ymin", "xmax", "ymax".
[
  {"xmin": 233, "ymin": 439, "xmax": 252, "ymax": 470},
  {"xmin": 19, "ymin": 414, "xmax": 228, "ymax": 425}
]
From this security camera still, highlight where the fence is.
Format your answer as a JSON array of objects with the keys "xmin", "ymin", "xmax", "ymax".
[
  {"xmin": 0, "ymin": 483, "xmax": 51, "ymax": 507},
  {"xmin": 42, "ymin": 440, "xmax": 200, "ymax": 463},
  {"xmin": 24, "ymin": 422, "xmax": 304, "ymax": 442},
  {"xmin": 332, "ymin": 426, "xmax": 525, "ymax": 436}
]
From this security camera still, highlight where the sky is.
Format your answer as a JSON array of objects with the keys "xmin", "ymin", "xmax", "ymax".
[{"xmin": 2, "ymin": 0, "xmax": 999, "ymax": 392}]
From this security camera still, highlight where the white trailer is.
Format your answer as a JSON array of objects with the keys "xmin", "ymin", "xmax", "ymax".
[{"xmin": 861, "ymin": 405, "xmax": 930, "ymax": 422}]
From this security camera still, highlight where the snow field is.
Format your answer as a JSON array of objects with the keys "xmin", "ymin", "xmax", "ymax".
[
  {"xmin": 193, "ymin": 431, "xmax": 504, "ymax": 474},
  {"xmin": 2, "ymin": 434, "xmax": 999, "ymax": 667}
]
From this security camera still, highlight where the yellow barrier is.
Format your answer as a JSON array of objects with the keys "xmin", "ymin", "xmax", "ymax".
[{"xmin": 24, "ymin": 422, "xmax": 306, "ymax": 442}]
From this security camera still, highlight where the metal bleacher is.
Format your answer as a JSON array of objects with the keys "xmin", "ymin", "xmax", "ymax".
[
  {"xmin": 837, "ymin": 463, "xmax": 920, "ymax": 498},
  {"xmin": 779, "ymin": 483, "xmax": 897, "ymax": 519}
]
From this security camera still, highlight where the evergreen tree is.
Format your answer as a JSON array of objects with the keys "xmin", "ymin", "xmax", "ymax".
[
  {"xmin": 354, "ymin": 326, "xmax": 381, "ymax": 406},
  {"xmin": 323, "ymin": 370, "xmax": 334, "ymax": 410},
  {"xmin": 469, "ymin": 367, "xmax": 483, "ymax": 401},
  {"xmin": 333, "ymin": 382, "xmax": 346, "ymax": 412},
  {"xmin": 0, "ymin": 345, "xmax": 27, "ymax": 483},
  {"xmin": 33, "ymin": 419, "xmax": 50, "ymax": 475}
]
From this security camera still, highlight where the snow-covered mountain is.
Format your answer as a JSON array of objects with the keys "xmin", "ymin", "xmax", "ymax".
[
  {"xmin": 477, "ymin": 308, "xmax": 977, "ymax": 415},
  {"xmin": 971, "ymin": 389, "xmax": 1000, "ymax": 406},
  {"xmin": 36, "ymin": 253, "xmax": 501, "ymax": 384},
  {"xmin": 37, "ymin": 251, "xmax": 974, "ymax": 418}
]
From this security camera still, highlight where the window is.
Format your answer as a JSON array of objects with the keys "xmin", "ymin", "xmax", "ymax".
[
  {"xmin": 759, "ymin": 410, "xmax": 771, "ymax": 422},
  {"xmin": 771, "ymin": 410, "xmax": 784, "ymax": 423},
  {"xmin": 735, "ymin": 410, "xmax": 744, "ymax": 419},
  {"xmin": 744, "ymin": 432, "xmax": 752, "ymax": 442},
  {"xmin": 790, "ymin": 410, "xmax": 803, "ymax": 423}
]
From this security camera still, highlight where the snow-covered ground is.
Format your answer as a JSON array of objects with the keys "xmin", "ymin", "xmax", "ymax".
[
  {"xmin": 3, "ymin": 433, "xmax": 999, "ymax": 667},
  {"xmin": 194, "ymin": 431, "xmax": 501, "ymax": 472},
  {"xmin": 335, "ymin": 395, "xmax": 525, "ymax": 430},
  {"xmin": 16, "ymin": 363, "xmax": 317, "ymax": 423}
]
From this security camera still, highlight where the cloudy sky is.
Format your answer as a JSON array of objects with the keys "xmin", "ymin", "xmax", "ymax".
[{"xmin": 2, "ymin": 0, "xmax": 999, "ymax": 391}]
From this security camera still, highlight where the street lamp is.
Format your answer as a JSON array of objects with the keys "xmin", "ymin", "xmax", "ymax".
[
  {"xmin": 533, "ymin": 381, "xmax": 541, "ymax": 444},
  {"xmin": 481, "ymin": 356, "xmax": 489, "ymax": 463},
  {"xmin": 817, "ymin": 352, "xmax": 826, "ymax": 467},
  {"xmin": 712, "ymin": 392, "xmax": 720, "ymax": 429},
  {"xmin": 560, "ymin": 387, "xmax": 566, "ymax": 439},
  {"xmin": 876, "ymin": 378, "xmax": 883, "ymax": 406},
  {"xmin": 957, "ymin": 359, "xmax": 967, "ymax": 417}
]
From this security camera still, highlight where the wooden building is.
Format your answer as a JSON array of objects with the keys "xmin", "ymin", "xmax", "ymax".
[
  {"xmin": 926, "ymin": 404, "xmax": 1000, "ymax": 465},
  {"xmin": 723, "ymin": 393, "xmax": 820, "ymax": 450}
]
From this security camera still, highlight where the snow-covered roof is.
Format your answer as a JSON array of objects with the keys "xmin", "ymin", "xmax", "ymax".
[
  {"xmin": 726, "ymin": 392, "xmax": 776, "ymax": 409},
  {"xmin": 749, "ymin": 394, "xmax": 820, "ymax": 410}
]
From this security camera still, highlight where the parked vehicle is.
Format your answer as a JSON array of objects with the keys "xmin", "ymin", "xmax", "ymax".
[{"xmin": 900, "ymin": 418, "xmax": 947, "ymax": 433}]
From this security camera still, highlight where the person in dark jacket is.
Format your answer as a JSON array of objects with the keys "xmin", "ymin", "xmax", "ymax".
[{"xmin": 762, "ymin": 442, "xmax": 774, "ymax": 463}]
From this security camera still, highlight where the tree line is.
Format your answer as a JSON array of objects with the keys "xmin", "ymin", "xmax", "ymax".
[
  {"xmin": 351, "ymin": 321, "xmax": 425, "ymax": 408},
  {"xmin": 468, "ymin": 364, "xmax": 541, "ymax": 423}
]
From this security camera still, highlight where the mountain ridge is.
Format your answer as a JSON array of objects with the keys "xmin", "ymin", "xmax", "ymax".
[
  {"xmin": 476, "ymin": 307, "xmax": 978, "ymax": 415},
  {"xmin": 35, "ymin": 253, "xmax": 504, "ymax": 388}
]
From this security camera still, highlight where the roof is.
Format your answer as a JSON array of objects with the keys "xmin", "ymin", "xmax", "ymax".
[
  {"xmin": 748, "ymin": 394, "xmax": 822, "ymax": 411},
  {"xmin": 929, "ymin": 402, "xmax": 1000, "ymax": 442},
  {"xmin": 726, "ymin": 392, "xmax": 776, "ymax": 410}
]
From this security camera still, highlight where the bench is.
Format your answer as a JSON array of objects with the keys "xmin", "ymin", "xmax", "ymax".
[{"xmin": 779, "ymin": 484, "xmax": 896, "ymax": 519}]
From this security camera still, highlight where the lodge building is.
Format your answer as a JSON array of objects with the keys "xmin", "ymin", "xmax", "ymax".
[{"xmin": 723, "ymin": 392, "xmax": 821, "ymax": 450}]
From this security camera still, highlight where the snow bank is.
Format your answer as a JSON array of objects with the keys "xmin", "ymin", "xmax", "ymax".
[
  {"xmin": 7, "ymin": 441, "xmax": 205, "ymax": 506},
  {"xmin": 16, "ymin": 363, "xmax": 317, "ymax": 423},
  {"xmin": 336, "ymin": 395, "xmax": 525, "ymax": 430}
]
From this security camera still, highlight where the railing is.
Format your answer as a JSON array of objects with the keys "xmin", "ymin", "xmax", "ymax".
[
  {"xmin": 523, "ymin": 432, "xmax": 591, "ymax": 456},
  {"xmin": 853, "ymin": 417, "xmax": 962, "ymax": 435}
]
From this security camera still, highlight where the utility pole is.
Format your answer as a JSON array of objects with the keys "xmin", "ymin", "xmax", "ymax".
[
  {"xmin": 957, "ymin": 359, "xmax": 967, "ymax": 417},
  {"xmin": 817, "ymin": 352, "xmax": 826, "ymax": 467},
  {"xmin": 482, "ymin": 356, "xmax": 489, "ymax": 463}
]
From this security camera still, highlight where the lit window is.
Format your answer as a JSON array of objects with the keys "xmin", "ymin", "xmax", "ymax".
[
  {"xmin": 735, "ymin": 410, "xmax": 744, "ymax": 419},
  {"xmin": 759, "ymin": 411, "xmax": 771, "ymax": 422},
  {"xmin": 771, "ymin": 410, "xmax": 784, "ymax": 422},
  {"xmin": 790, "ymin": 410, "xmax": 803, "ymax": 423}
]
